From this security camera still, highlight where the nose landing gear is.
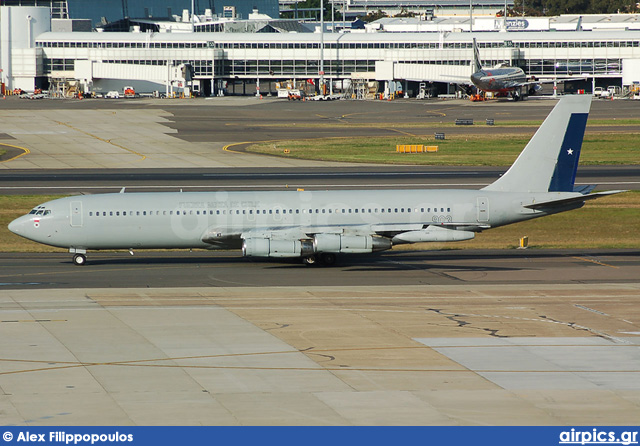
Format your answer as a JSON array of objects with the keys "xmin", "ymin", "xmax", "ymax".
[
  {"xmin": 70, "ymin": 248, "xmax": 87, "ymax": 266},
  {"xmin": 72, "ymin": 253, "xmax": 86, "ymax": 266}
]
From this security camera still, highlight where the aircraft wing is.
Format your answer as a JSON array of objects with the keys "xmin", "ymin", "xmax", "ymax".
[
  {"xmin": 403, "ymin": 75, "xmax": 471, "ymax": 85},
  {"xmin": 511, "ymin": 76, "xmax": 587, "ymax": 89}
]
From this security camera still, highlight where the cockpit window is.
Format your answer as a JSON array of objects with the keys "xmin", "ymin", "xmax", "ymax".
[{"xmin": 28, "ymin": 206, "xmax": 50, "ymax": 216}]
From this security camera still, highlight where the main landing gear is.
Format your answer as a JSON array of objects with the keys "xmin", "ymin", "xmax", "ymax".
[{"xmin": 302, "ymin": 253, "xmax": 337, "ymax": 267}]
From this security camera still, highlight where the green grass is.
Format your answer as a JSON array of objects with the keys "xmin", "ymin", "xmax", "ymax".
[
  {"xmin": 1, "ymin": 192, "xmax": 639, "ymax": 252},
  {"xmin": 247, "ymin": 132, "xmax": 640, "ymax": 166}
]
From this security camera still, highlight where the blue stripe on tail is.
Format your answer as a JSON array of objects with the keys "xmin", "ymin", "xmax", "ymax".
[{"xmin": 548, "ymin": 113, "xmax": 589, "ymax": 192}]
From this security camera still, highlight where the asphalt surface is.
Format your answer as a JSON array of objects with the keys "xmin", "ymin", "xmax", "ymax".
[
  {"xmin": 1, "ymin": 249, "xmax": 637, "ymax": 290},
  {"xmin": 0, "ymin": 166, "xmax": 637, "ymax": 194}
]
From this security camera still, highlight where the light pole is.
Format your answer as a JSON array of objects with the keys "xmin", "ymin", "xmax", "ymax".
[{"xmin": 320, "ymin": 0, "xmax": 325, "ymax": 95}]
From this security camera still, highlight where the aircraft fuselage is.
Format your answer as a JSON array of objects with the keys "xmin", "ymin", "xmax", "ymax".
[{"xmin": 471, "ymin": 67, "xmax": 527, "ymax": 93}]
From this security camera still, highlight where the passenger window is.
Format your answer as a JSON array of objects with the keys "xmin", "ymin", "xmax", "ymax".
[
  {"xmin": 116, "ymin": 212, "xmax": 120, "ymax": 216},
  {"xmin": 103, "ymin": 212, "xmax": 107, "ymax": 216},
  {"xmin": 89, "ymin": 212, "xmax": 93, "ymax": 216},
  {"xmin": 447, "ymin": 208, "xmax": 451, "ymax": 212},
  {"xmin": 355, "ymin": 209, "xmax": 359, "ymax": 213},
  {"xmin": 123, "ymin": 211, "xmax": 127, "ymax": 216},
  {"xmin": 216, "ymin": 210, "xmax": 220, "ymax": 215},
  {"xmin": 110, "ymin": 212, "xmax": 113, "ymax": 216}
]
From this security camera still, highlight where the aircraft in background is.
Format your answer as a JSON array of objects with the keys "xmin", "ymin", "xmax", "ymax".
[
  {"xmin": 469, "ymin": 38, "xmax": 540, "ymax": 101},
  {"xmin": 468, "ymin": 38, "xmax": 584, "ymax": 100},
  {"xmin": 9, "ymin": 95, "xmax": 624, "ymax": 266}
]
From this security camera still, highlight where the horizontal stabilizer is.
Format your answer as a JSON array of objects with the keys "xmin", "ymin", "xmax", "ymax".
[
  {"xmin": 573, "ymin": 184, "xmax": 597, "ymax": 194},
  {"xmin": 523, "ymin": 190, "xmax": 627, "ymax": 210}
]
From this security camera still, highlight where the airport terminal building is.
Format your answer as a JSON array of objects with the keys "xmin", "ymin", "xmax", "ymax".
[{"xmin": 3, "ymin": 5, "xmax": 640, "ymax": 96}]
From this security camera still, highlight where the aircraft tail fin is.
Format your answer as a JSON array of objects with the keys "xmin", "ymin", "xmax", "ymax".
[
  {"xmin": 472, "ymin": 38, "xmax": 483, "ymax": 73},
  {"xmin": 482, "ymin": 95, "xmax": 592, "ymax": 193}
]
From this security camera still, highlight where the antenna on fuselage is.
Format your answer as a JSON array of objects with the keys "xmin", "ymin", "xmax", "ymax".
[{"xmin": 120, "ymin": 187, "xmax": 126, "ymax": 193}]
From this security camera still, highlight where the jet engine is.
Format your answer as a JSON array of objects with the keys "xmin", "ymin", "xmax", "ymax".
[
  {"xmin": 313, "ymin": 234, "xmax": 392, "ymax": 253},
  {"xmin": 242, "ymin": 238, "xmax": 314, "ymax": 258}
]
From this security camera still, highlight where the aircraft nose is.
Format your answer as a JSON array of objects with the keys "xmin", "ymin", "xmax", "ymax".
[{"xmin": 8, "ymin": 216, "xmax": 26, "ymax": 235}]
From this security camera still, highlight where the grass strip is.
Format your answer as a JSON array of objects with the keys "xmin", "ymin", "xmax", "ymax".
[{"xmin": 247, "ymin": 132, "xmax": 640, "ymax": 166}]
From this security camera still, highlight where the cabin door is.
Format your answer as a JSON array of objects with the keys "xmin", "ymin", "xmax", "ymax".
[
  {"xmin": 477, "ymin": 197, "xmax": 489, "ymax": 222},
  {"xmin": 70, "ymin": 201, "xmax": 83, "ymax": 227}
]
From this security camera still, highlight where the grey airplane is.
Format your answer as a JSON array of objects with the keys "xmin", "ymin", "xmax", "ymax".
[
  {"xmin": 469, "ymin": 38, "xmax": 539, "ymax": 100},
  {"xmin": 9, "ymin": 95, "xmax": 624, "ymax": 266}
]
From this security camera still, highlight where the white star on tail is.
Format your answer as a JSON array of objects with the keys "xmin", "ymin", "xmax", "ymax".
[{"xmin": 567, "ymin": 149, "xmax": 574, "ymax": 155}]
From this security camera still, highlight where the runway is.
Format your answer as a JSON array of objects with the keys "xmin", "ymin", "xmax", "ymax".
[
  {"xmin": 0, "ymin": 166, "xmax": 638, "ymax": 194},
  {"xmin": 0, "ymin": 249, "xmax": 638, "ymax": 290}
]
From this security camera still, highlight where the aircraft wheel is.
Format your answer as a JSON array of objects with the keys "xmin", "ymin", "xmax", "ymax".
[
  {"xmin": 72, "ymin": 253, "xmax": 87, "ymax": 266},
  {"xmin": 319, "ymin": 253, "xmax": 337, "ymax": 266},
  {"xmin": 303, "ymin": 255, "xmax": 318, "ymax": 266}
]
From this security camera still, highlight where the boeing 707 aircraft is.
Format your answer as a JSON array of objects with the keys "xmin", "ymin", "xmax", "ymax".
[{"xmin": 9, "ymin": 95, "xmax": 624, "ymax": 266}]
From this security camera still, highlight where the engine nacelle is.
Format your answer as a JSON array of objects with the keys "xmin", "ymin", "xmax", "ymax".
[
  {"xmin": 392, "ymin": 226, "xmax": 475, "ymax": 244},
  {"xmin": 242, "ymin": 238, "xmax": 314, "ymax": 258},
  {"xmin": 313, "ymin": 234, "xmax": 392, "ymax": 254}
]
